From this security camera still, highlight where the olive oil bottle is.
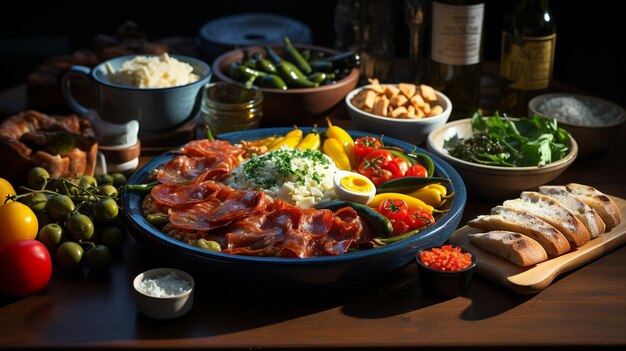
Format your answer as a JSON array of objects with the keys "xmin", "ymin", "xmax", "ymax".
[
  {"xmin": 499, "ymin": 0, "xmax": 556, "ymax": 116},
  {"xmin": 429, "ymin": 0, "xmax": 485, "ymax": 120}
]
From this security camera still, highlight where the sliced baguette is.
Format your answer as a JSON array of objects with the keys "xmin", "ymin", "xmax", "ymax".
[
  {"xmin": 539, "ymin": 185, "xmax": 606, "ymax": 238},
  {"xmin": 566, "ymin": 183, "xmax": 622, "ymax": 230},
  {"xmin": 468, "ymin": 206, "xmax": 571, "ymax": 256},
  {"xmin": 468, "ymin": 230, "xmax": 548, "ymax": 267},
  {"xmin": 503, "ymin": 191, "xmax": 591, "ymax": 247}
]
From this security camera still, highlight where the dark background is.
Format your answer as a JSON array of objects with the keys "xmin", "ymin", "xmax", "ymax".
[{"xmin": 1, "ymin": 0, "xmax": 623, "ymax": 108}]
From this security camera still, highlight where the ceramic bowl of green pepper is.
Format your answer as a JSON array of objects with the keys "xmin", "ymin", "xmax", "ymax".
[{"xmin": 211, "ymin": 41, "xmax": 360, "ymax": 126}]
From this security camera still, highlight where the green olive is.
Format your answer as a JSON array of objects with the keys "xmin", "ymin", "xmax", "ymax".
[
  {"xmin": 45, "ymin": 195, "xmax": 75, "ymax": 221},
  {"xmin": 66, "ymin": 213, "xmax": 95, "ymax": 241},
  {"xmin": 56, "ymin": 241, "xmax": 85, "ymax": 271},
  {"xmin": 27, "ymin": 167, "xmax": 50, "ymax": 190},
  {"xmin": 38, "ymin": 223, "xmax": 66, "ymax": 251},
  {"xmin": 99, "ymin": 225, "xmax": 124, "ymax": 250},
  {"xmin": 79, "ymin": 175, "xmax": 98, "ymax": 189},
  {"xmin": 96, "ymin": 174, "xmax": 113, "ymax": 185},
  {"xmin": 20, "ymin": 192, "xmax": 48, "ymax": 212},
  {"xmin": 98, "ymin": 184, "xmax": 118, "ymax": 198},
  {"xmin": 196, "ymin": 238, "xmax": 221, "ymax": 252},
  {"xmin": 86, "ymin": 245, "xmax": 112, "ymax": 271},
  {"xmin": 111, "ymin": 173, "xmax": 127, "ymax": 188},
  {"xmin": 91, "ymin": 198, "xmax": 119, "ymax": 222}
]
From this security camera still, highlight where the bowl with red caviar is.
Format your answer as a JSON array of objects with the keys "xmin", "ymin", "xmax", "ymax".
[{"xmin": 416, "ymin": 245, "xmax": 476, "ymax": 297}]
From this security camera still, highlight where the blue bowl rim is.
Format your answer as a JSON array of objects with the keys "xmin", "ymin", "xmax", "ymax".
[{"xmin": 122, "ymin": 127, "xmax": 467, "ymax": 267}]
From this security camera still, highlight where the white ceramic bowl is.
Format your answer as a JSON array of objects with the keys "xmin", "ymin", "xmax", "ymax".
[
  {"xmin": 132, "ymin": 267, "xmax": 195, "ymax": 319},
  {"xmin": 426, "ymin": 118, "xmax": 578, "ymax": 199},
  {"xmin": 528, "ymin": 93, "xmax": 626, "ymax": 157},
  {"xmin": 345, "ymin": 84, "xmax": 451, "ymax": 146}
]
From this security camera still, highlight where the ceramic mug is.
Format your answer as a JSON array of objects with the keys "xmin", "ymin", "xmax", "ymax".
[{"xmin": 61, "ymin": 54, "xmax": 212, "ymax": 133}]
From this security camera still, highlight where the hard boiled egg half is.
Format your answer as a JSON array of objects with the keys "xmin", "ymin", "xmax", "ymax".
[{"xmin": 333, "ymin": 170, "xmax": 376, "ymax": 205}]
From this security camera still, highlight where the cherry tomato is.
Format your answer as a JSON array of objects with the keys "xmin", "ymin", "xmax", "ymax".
[
  {"xmin": 390, "ymin": 219, "xmax": 410, "ymax": 236},
  {"xmin": 0, "ymin": 201, "xmax": 39, "ymax": 247},
  {"xmin": 0, "ymin": 239, "xmax": 52, "ymax": 296},
  {"xmin": 406, "ymin": 164, "xmax": 428, "ymax": 177},
  {"xmin": 405, "ymin": 208, "xmax": 435, "ymax": 230},
  {"xmin": 385, "ymin": 157, "xmax": 409, "ymax": 179},
  {"xmin": 0, "ymin": 177, "xmax": 16, "ymax": 206},
  {"xmin": 354, "ymin": 137, "xmax": 382, "ymax": 159},
  {"xmin": 357, "ymin": 149, "xmax": 395, "ymax": 186},
  {"xmin": 377, "ymin": 199, "xmax": 409, "ymax": 221}
]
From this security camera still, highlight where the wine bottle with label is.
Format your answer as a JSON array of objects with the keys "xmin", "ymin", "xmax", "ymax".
[
  {"xmin": 499, "ymin": 0, "xmax": 556, "ymax": 116},
  {"xmin": 429, "ymin": 0, "xmax": 485, "ymax": 120}
]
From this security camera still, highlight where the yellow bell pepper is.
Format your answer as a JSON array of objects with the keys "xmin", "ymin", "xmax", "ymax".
[
  {"xmin": 368, "ymin": 192, "xmax": 434, "ymax": 214},
  {"xmin": 268, "ymin": 128, "xmax": 303, "ymax": 151},
  {"xmin": 296, "ymin": 131, "xmax": 321, "ymax": 150},
  {"xmin": 323, "ymin": 138, "xmax": 351, "ymax": 170},
  {"xmin": 326, "ymin": 118, "xmax": 355, "ymax": 168}
]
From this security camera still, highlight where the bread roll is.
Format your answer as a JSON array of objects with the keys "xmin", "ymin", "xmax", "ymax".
[
  {"xmin": 467, "ymin": 231, "xmax": 548, "ymax": 266},
  {"xmin": 503, "ymin": 192, "xmax": 591, "ymax": 247},
  {"xmin": 539, "ymin": 185, "xmax": 606, "ymax": 238}
]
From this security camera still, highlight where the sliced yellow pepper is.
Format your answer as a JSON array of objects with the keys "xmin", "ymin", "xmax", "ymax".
[
  {"xmin": 368, "ymin": 192, "xmax": 434, "ymax": 214},
  {"xmin": 326, "ymin": 118, "xmax": 355, "ymax": 169},
  {"xmin": 268, "ymin": 128, "xmax": 303, "ymax": 151},
  {"xmin": 296, "ymin": 131, "xmax": 321, "ymax": 150},
  {"xmin": 323, "ymin": 138, "xmax": 351, "ymax": 170}
]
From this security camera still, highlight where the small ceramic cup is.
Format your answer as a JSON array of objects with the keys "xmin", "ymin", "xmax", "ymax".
[
  {"xmin": 61, "ymin": 54, "xmax": 211, "ymax": 133},
  {"xmin": 416, "ymin": 245, "xmax": 477, "ymax": 297},
  {"xmin": 132, "ymin": 268, "xmax": 195, "ymax": 319}
]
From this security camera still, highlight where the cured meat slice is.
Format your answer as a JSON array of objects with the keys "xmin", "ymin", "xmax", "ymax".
[
  {"xmin": 157, "ymin": 154, "xmax": 236, "ymax": 184},
  {"xmin": 151, "ymin": 180, "xmax": 225, "ymax": 207},
  {"xmin": 169, "ymin": 190, "xmax": 261, "ymax": 231},
  {"xmin": 175, "ymin": 139, "xmax": 244, "ymax": 158}
]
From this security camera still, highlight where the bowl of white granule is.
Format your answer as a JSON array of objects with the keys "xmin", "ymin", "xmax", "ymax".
[
  {"xmin": 529, "ymin": 93, "xmax": 625, "ymax": 156},
  {"xmin": 133, "ymin": 268, "xmax": 194, "ymax": 319}
]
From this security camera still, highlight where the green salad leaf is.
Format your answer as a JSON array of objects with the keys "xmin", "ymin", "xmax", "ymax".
[{"xmin": 443, "ymin": 111, "xmax": 571, "ymax": 167}]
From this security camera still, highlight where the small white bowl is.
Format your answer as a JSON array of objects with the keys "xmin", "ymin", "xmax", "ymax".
[
  {"xmin": 132, "ymin": 268, "xmax": 195, "ymax": 319},
  {"xmin": 345, "ymin": 84, "xmax": 452, "ymax": 146},
  {"xmin": 426, "ymin": 118, "xmax": 578, "ymax": 199},
  {"xmin": 528, "ymin": 93, "xmax": 626, "ymax": 156}
]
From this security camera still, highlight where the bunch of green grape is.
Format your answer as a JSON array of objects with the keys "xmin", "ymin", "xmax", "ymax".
[{"xmin": 17, "ymin": 167, "xmax": 129, "ymax": 273}]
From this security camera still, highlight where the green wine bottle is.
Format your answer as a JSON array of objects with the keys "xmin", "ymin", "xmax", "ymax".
[
  {"xmin": 499, "ymin": 0, "xmax": 557, "ymax": 117},
  {"xmin": 429, "ymin": 0, "xmax": 485, "ymax": 121}
]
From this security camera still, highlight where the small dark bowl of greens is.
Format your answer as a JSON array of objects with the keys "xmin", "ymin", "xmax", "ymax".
[{"xmin": 426, "ymin": 112, "xmax": 578, "ymax": 199}]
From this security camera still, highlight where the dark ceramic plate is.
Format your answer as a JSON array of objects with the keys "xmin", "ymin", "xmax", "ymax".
[{"xmin": 123, "ymin": 127, "xmax": 466, "ymax": 289}]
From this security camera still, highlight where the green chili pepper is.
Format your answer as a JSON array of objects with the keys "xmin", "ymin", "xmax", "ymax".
[
  {"xmin": 257, "ymin": 74, "xmax": 288, "ymax": 90},
  {"xmin": 307, "ymin": 72, "xmax": 335, "ymax": 84},
  {"xmin": 277, "ymin": 61, "xmax": 318, "ymax": 88},
  {"xmin": 373, "ymin": 226, "xmax": 429, "ymax": 245},
  {"xmin": 123, "ymin": 181, "xmax": 160, "ymax": 193},
  {"xmin": 265, "ymin": 46, "xmax": 283, "ymax": 65},
  {"xmin": 237, "ymin": 65, "xmax": 267, "ymax": 82},
  {"xmin": 308, "ymin": 60, "xmax": 334, "ymax": 73},
  {"xmin": 256, "ymin": 58, "xmax": 278, "ymax": 74},
  {"xmin": 283, "ymin": 36, "xmax": 312, "ymax": 75},
  {"xmin": 301, "ymin": 48, "xmax": 311, "ymax": 61}
]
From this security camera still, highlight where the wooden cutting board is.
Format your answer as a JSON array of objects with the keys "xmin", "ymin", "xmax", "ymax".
[{"xmin": 449, "ymin": 196, "xmax": 626, "ymax": 294}]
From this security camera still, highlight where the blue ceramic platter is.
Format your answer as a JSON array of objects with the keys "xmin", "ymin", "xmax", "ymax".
[{"xmin": 123, "ymin": 127, "xmax": 467, "ymax": 289}]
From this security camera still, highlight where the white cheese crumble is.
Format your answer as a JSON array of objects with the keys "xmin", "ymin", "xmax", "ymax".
[
  {"xmin": 138, "ymin": 272, "xmax": 191, "ymax": 297},
  {"xmin": 226, "ymin": 148, "xmax": 337, "ymax": 208}
]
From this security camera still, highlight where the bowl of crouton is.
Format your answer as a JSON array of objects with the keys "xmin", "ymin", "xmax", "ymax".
[{"xmin": 345, "ymin": 80, "xmax": 452, "ymax": 146}]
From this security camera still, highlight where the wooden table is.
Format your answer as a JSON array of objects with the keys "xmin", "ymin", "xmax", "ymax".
[{"xmin": 1, "ymin": 62, "xmax": 625, "ymax": 350}]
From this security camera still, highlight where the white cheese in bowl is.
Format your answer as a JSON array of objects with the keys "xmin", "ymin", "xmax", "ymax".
[
  {"xmin": 107, "ymin": 53, "xmax": 199, "ymax": 88},
  {"xmin": 137, "ymin": 271, "xmax": 192, "ymax": 297}
]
